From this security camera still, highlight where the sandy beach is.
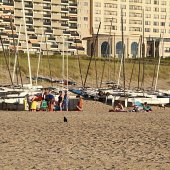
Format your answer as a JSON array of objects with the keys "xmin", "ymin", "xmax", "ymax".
[{"xmin": 0, "ymin": 100, "xmax": 170, "ymax": 170}]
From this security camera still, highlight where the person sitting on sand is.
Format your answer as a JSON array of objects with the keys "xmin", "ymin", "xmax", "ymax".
[
  {"xmin": 109, "ymin": 101, "xmax": 126, "ymax": 112},
  {"xmin": 143, "ymin": 102, "xmax": 152, "ymax": 112},
  {"xmin": 76, "ymin": 95, "xmax": 83, "ymax": 111},
  {"xmin": 30, "ymin": 97, "xmax": 37, "ymax": 112}
]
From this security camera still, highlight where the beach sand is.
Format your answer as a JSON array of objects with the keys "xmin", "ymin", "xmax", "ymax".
[{"xmin": 0, "ymin": 100, "xmax": 170, "ymax": 170}]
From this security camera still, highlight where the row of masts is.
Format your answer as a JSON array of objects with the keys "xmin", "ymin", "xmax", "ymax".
[{"xmin": 0, "ymin": 7, "xmax": 167, "ymax": 94}]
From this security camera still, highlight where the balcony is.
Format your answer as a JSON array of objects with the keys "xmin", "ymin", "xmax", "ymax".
[
  {"xmin": 32, "ymin": 43, "xmax": 40, "ymax": 48},
  {"xmin": 27, "ymin": 28, "xmax": 35, "ymax": 32},
  {"xmin": 48, "ymin": 36, "xmax": 55, "ymax": 41},
  {"xmin": 61, "ymin": 8, "xmax": 69, "ymax": 12},
  {"xmin": 43, "ymin": 21, "xmax": 51, "ymax": 25},
  {"xmin": 43, "ymin": 6, "xmax": 51, "ymax": 10},
  {"xmin": 69, "ymin": 3, "xmax": 77, "ymax": 7},
  {"xmin": 61, "ymin": 0, "xmax": 68, "ymax": 3},
  {"xmin": 61, "ymin": 23, "xmax": 68, "ymax": 27},
  {"xmin": 26, "ymin": 20, "xmax": 33, "ymax": 24},
  {"xmin": 3, "ymin": 2, "xmax": 14, "ymax": 6},
  {"xmin": 25, "ymin": 4, "xmax": 33, "ymax": 8},
  {"xmin": 34, "ymin": 21, "xmax": 43, "ymax": 27},
  {"xmin": 25, "ymin": 12, "xmax": 33, "ymax": 17},
  {"xmin": 43, "ymin": 14, "xmax": 51, "ymax": 18},
  {"xmin": 43, "ymin": 0, "xmax": 51, "ymax": 2},
  {"xmin": 69, "ymin": 10, "xmax": 77, "ymax": 14},
  {"xmin": 70, "ymin": 32, "xmax": 79, "ymax": 36},
  {"xmin": 15, "ymin": 11, "xmax": 23, "ymax": 17},
  {"xmin": 45, "ymin": 29, "xmax": 53, "ymax": 34},
  {"xmin": 51, "ymin": 6, "xmax": 60, "ymax": 12},
  {"xmin": 61, "ymin": 15, "xmax": 69, "ymax": 19},
  {"xmin": 52, "ymin": 22, "xmax": 60, "ymax": 27},
  {"xmin": 70, "ymin": 25, "xmax": 77, "ymax": 29},
  {"xmin": 33, "ymin": 5, "xmax": 43, "ymax": 10},
  {"xmin": 8, "ymin": 34, "xmax": 18, "ymax": 38},
  {"xmin": 29, "ymin": 35, "xmax": 37, "ymax": 39},
  {"xmin": 51, "ymin": 14, "xmax": 60, "ymax": 20},
  {"xmin": 69, "ymin": 17, "xmax": 77, "ymax": 21},
  {"xmin": 34, "ymin": 13, "xmax": 43, "ymax": 18},
  {"xmin": 51, "ymin": 44, "xmax": 58, "ymax": 48},
  {"xmin": 63, "ymin": 30, "xmax": 70, "ymax": 34}
]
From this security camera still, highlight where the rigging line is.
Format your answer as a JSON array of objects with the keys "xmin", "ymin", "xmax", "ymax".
[
  {"xmin": 83, "ymin": 22, "xmax": 101, "ymax": 88},
  {"xmin": 75, "ymin": 37, "xmax": 83, "ymax": 87},
  {"xmin": 0, "ymin": 36, "xmax": 14, "ymax": 87},
  {"xmin": 154, "ymin": 12, "xmax": 167, "ymax": 91},
  {"xmin": 92, "ymin": 28, "xmax": 99, "ymax": 88},
  {"xmin": 128, "ymin": 39, "xmax": 140, "ymax": 89},
  {"xmin": 45, "ymin": 35, "xmax": 53, "ymax": 87},
  {"xmin": 10, "ymin": 13, "xmax": 23, "ymax": 87},
  {"xmin": 100, "ymin": 18, "xmax": 113, "ymax": 88}
]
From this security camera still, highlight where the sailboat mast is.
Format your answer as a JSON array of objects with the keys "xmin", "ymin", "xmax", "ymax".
[
  {"xmin": 100, "ymin": 18, "xmax": 113, "ymax": 88},
  {"xmin": 0, "ymin": 36, "xmax": 14, "ymax": 86},
  {"xmin": 121, "ymin": 8, "xmax": 126, "ymax": 95},
  {"xmin": 75, "ymin": 37, "xmax": 83, "ymax": 87},
  {"xmin": 21, "ymin": 0, "xmax": 32, "ymax": 86},
  {"xmin": 36, "ymin": 29, "xmax": 43, "ymax": 86},
  {"xmin": 83, "ymin": 22, "xmax": 101, "ymax": 88},
  {"xmin": 154, "ymin": 12, "xmax": 167, "ymax": 91}
]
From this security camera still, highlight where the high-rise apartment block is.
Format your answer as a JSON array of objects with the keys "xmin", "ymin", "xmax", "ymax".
[
  {"xmin": 0, "ymin": 0, "xmax": 84, "ymax": 55},
  {"xmin": 78, "ymin": 0, "xmax": 170, "ymax": 58}
]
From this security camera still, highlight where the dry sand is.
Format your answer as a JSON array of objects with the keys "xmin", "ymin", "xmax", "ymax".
[{"xmin": 0, "ymin": 100, "xmax": 170, "ymax": 170}]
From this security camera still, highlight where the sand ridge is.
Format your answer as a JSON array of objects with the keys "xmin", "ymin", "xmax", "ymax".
[{"xmin": 0, "ymin": 100, "xmax": 170, "ymax": 170}]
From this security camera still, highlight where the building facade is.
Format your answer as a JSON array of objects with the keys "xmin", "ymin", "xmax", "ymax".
[
  {"xmin": 0, "ymin": 0, "xmax": 84, "ymax": 55},
  {"xmin": 77, "ymin": 0, "xmax": 170, "ymax": 58}
]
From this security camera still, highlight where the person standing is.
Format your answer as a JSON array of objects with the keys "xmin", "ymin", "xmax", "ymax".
[
  {"xmin": 58, "ymin": 91, "xmax": 63, "ymax": 111},
  {"xmin": 63, "ymin": 90, "xmax": 69, "ymax": 111}
]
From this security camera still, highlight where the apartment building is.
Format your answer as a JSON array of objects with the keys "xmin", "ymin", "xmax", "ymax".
[
  {"xmin": 77, "ymin": 0, "xmax": 170, "ymax": 58},
  {"xmin": 0, "ymin": 0, "xmax": 83, "ymax": 55}
]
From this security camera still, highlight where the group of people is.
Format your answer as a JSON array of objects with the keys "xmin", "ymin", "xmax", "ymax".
[
  {"xmin": 109, "ymin": 101, "xmax": 152, "ymax": 112},
  {"xmin": 24, "ymin": 89, "xmax": 83, "ymax": 112}
]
